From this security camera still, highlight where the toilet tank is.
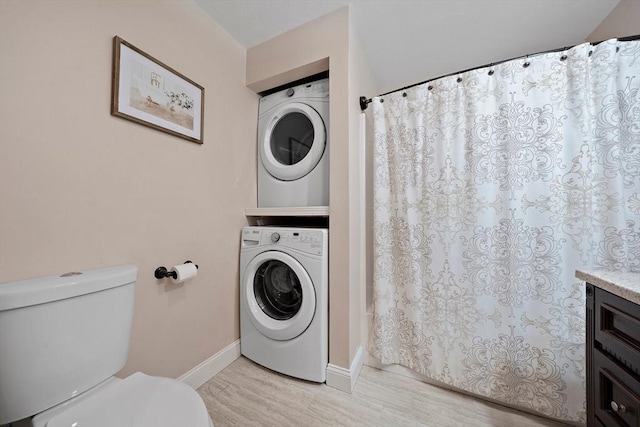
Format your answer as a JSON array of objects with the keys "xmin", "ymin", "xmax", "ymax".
[{"xmin": 0, "ymin": 265, "xmax": 137, "ymax": 425}]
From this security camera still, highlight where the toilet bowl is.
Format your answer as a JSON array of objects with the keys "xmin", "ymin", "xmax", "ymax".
[
  {"xmin": 0, "ymin": 265, "xmax": 213, "ymax": 427},
  {"xmin": 28, "ymin": 373, "xmax": 212, "ymax": 427}
]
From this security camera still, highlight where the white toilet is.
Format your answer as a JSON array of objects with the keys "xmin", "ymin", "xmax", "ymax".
[{"xmin": 0, "ymin": 265, "xmax": 213, "ymax": 427}]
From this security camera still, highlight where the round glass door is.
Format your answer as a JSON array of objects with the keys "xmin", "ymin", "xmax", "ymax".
[
  {"xmin": 270, "ymin": 112, "xmax": 314, "ymax": 166},
  {"xmin": 260, "ymin": 102, "xmax": 326, "ymax": 181},
  {"xmin": 254, "ymin": 259, "xmax": 303, "ymax": 320},
  {"xmin": 243, "ymin": 251, "xmax": 316, "ymax": 341}
]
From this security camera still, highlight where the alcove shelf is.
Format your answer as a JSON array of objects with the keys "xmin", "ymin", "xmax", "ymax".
[
  {"xmin": 245, "ymin": 206, "xmax": 329, "ymax": 217},
  {"xmin": 245, "ymin": 206, "xmax": 329, "ymax": 227}
]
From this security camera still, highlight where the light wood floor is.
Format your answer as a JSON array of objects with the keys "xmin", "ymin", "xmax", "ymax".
[{"xmin": 197, "ymin": 356, "xmax": 569, "ymax": 427}]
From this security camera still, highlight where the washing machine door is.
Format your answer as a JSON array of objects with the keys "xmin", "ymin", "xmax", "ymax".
[
  {"xmin": 243, "ymin": 251, "xmax": 316, "ymax": 341},
  {"xmin": 259, "ymin": 102, "xmax": 326, "ymax": 181}
]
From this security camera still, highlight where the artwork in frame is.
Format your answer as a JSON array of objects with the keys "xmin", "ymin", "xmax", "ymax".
[{"xmin": 111, "ymin": 36, "xmax": 204, "ymax": 144}]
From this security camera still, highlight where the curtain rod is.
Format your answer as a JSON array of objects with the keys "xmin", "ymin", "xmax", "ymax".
[{"xmin": 359, "ymin": 34, "xmax": 640, "ymax": 111}]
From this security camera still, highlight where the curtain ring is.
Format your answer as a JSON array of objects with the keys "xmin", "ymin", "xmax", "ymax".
[
  {"xmin": 428, "ymin": 85, "xmax": 433, "ymax": 91},
  {"xmin": 456, "ymin": 77, "xmax": 463, "ymax": 83},
  {"xmin": 380, "ymin": 98, "xmax": 384, "ymax": 103},
  {"xmin": 402, "ymin": 92, "xmax": 407, "ymax": 97},
  {"xmin": 560, "ymin": 54, "xmax": 567, "ymax": 61},
  {"xmin": 488, "ymin": 69, "xmax": 495, "ymax": 76}
]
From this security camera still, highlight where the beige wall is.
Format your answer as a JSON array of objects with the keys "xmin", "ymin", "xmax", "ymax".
[
  {"xmin": 587, "ymin": 0, "xmax": 640, "ymax": 41},
  {"xmin": 247, "ymin": 6, "xmax": 374, "ymax": 370},
  {"xmin": 0, "ymin": 0, "xmax": 258, "ymax": 379}
]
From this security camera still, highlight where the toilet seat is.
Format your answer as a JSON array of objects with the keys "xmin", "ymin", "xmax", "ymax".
[{"xmin": 32, "ymin": 372, "xmax": 211, "ymax": 427}]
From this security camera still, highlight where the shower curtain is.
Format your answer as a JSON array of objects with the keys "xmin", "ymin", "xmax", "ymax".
[{"xmin": 370, "ymin": 39, "xmax": 639, "ymax": 423}]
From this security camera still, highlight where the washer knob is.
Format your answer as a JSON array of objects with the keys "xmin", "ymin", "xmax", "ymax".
[
  {"xmin": 286, "ymin": 88, "xmax": 295, "ymax": 97},
  {"xmin": 271, "ymin": 232, "xmax": 280, "ymax": 243}
]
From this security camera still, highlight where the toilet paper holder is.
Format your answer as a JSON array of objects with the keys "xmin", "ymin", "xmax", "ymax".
[{"xmin": 154, "ymin": 261, "xmax": 198, "ymax": 279}]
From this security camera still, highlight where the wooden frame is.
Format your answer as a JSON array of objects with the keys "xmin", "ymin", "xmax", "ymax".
[{"xmin": 111, "ymin": 36, "xmax": 204, "ymax": 144}]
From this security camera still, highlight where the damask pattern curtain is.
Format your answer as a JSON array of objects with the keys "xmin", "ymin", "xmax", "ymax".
[{"xmin": 370, "ymin": 39, "xmax": 639, "ymax": 423}]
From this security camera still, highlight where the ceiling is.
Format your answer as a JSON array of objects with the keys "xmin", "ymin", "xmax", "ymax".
[{"xmin": 194, "ymin": 0, "xmax": 619, "ymax": 94}]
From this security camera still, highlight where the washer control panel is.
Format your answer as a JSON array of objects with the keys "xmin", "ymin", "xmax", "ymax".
[{"xmin": 242, "ymin": 227, "xmax": 327, "ymax": 256}]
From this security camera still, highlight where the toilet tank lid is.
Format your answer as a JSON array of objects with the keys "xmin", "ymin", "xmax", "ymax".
[{"xmin": 0, "ymin": 265, "xmax": 137, "ymax": 311}]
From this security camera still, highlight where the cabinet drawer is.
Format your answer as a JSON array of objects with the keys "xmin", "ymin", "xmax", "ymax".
[
  {"xmin": 595, "ymin": 349, "xmax": 640, "ymax": 427},
  {"xmin": 595, "ymin": 288, "xmax": 640, "ymax": 376}
]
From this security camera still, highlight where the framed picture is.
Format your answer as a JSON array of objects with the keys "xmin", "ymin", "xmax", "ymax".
[{"xmin": 111, "ymin": 36, "xmax": 204, "ymax": 144}]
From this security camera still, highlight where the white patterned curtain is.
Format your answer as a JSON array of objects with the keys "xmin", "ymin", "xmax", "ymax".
[{"xmin": 370, "ymin": 39, "xmax": 639, "ymax": 423}]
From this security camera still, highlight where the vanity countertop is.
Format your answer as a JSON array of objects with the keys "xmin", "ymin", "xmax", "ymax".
[{"xmin": 576, "ymin": 269, "xmax": 640, "ymax": 305}]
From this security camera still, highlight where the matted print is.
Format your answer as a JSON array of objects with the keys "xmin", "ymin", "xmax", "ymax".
[{"xmin": 111, "ymin": 36, "xmax": 204, "ymax": 144}]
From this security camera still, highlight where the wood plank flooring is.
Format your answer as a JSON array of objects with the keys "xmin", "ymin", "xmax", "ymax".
[{"xmin": 197, "ymin": 357, "xmax": 569, "ymax": 427}]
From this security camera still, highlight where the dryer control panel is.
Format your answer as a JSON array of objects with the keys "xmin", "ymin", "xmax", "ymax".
[
  {"xmin": 258, "ymin": 78, "xmax": 329, "ymax": 115},
  {"xmin": 242, "ymin": 227, "xmax": 327, "ymax": 256}
]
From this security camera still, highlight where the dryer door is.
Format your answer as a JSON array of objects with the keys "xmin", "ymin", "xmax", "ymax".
[
  {"xmin": 243, "ymin": 251, "xmax": 316, "ymax": 341},
  {"xmin": 259, "ymin": 102, "xmax": 326, "ymax": 181}
]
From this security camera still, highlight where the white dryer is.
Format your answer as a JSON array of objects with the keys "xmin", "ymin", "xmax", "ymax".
[
  {"xmin": 240, "ymin": 226, "xmax": 328, "ymax": 382},
  {"xmin": 257, "ymin": 78, "xmax": 329, "ymax": 207}
]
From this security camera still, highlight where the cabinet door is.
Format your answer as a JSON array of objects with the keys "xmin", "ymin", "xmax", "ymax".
[{"xmin": 594, "ymin": 349, "xmax": 640, "ymax": 427}]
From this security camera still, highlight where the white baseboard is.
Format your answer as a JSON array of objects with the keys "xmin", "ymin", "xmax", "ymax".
[
  {"xmin": 326, "ymin": 345, "xmax": 364, "ymax": 393},
  {"xmin": 178, "ymin": 339, "xmax": 241, "ymax": 389}
]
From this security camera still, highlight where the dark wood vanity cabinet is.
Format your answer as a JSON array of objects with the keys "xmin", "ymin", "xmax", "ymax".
[{"xmin": 586, "ymin": 283, "xmax": 640, "ymax": 427}]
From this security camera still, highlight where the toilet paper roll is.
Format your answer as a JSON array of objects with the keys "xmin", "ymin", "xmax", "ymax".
[{"xmin": 170, "ymin": 263, "xmax": 198, "ymax": 284}]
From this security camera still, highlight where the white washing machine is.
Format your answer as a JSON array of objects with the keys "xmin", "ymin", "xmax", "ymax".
[
  {"xmin": 257, "ymin": 78, "xmax": 329, "ymax": 207},
  {"xmin": 240, "ymin": 226, "xmax": 328, "ymax": 382}
]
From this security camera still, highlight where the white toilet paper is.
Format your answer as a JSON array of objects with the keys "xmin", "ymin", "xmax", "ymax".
[{"xmin": 170, "ymin": 263, "xmax": 198, "ymax": 284}]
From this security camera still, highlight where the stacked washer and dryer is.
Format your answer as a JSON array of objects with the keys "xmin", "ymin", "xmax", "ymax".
[{"xmin": 240, "ymin": 78, "xmax": 330, "ymax": 382}]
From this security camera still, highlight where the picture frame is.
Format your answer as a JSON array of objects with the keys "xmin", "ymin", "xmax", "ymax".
[{"xmin": 111, "ymin": 36, "xmax": 204, "ymax": 144}]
